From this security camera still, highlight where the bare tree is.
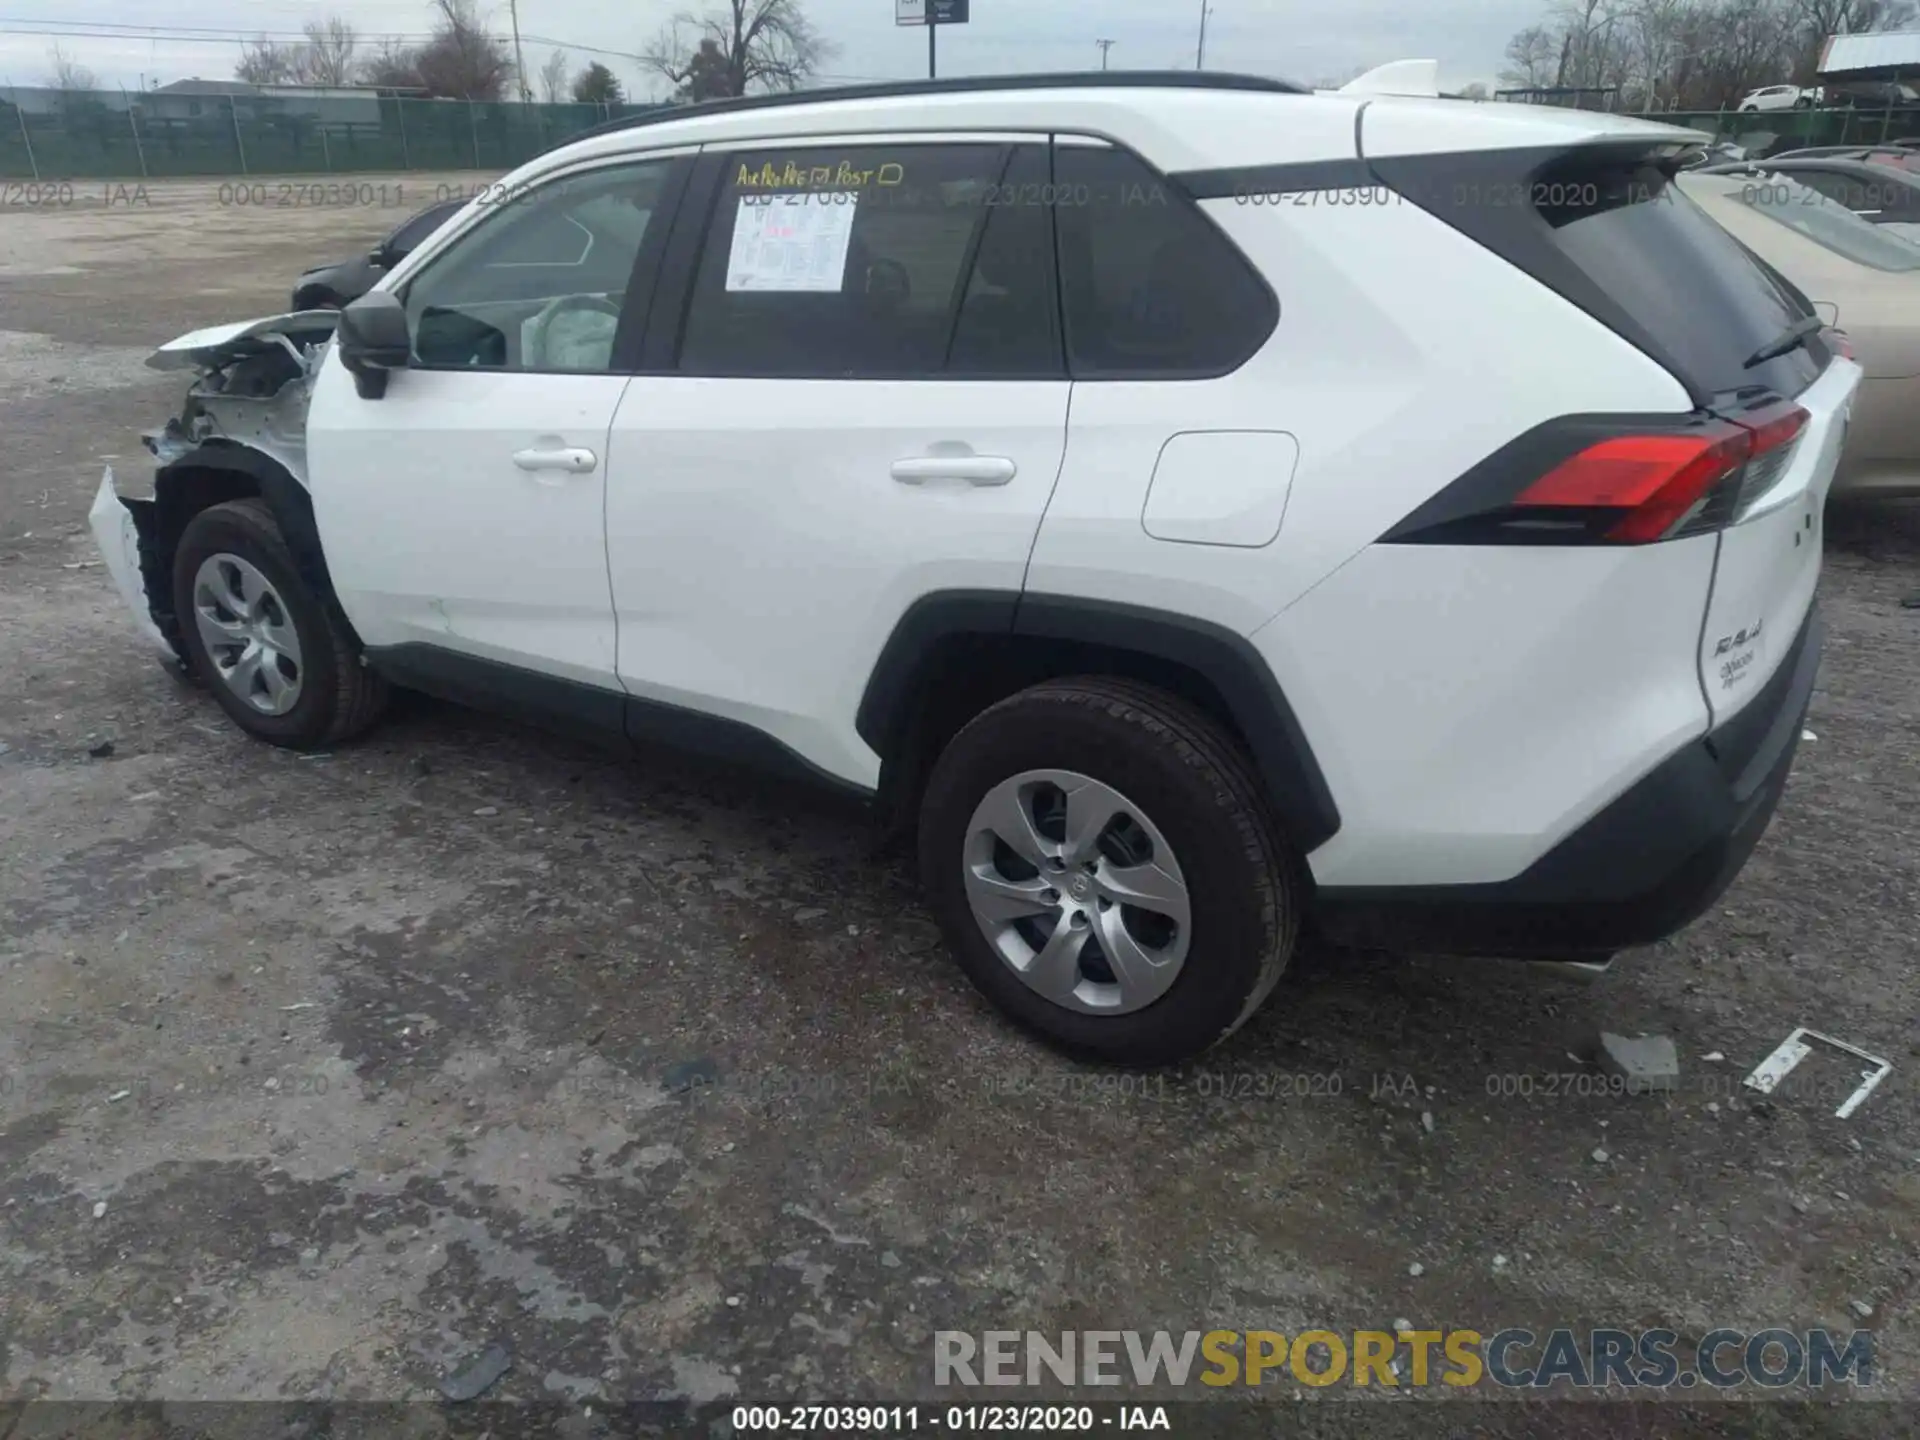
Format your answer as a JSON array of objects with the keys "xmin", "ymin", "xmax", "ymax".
[
  {"xmin": 353, "ymin": 0, "xmax": 514, "ymax": 99},
  {"xmin": 357, "ymin": 38, "xmax": 422, "ymax": 90},
  {"xmin": 237, "ymin": 37, "xmax": 297, "ymax": 85},
  {"xmin": 413, "ymin": 0, "xmax": 517, "ymax": 100},
  {"xmin": 1501, "ymin": 24, "xmax": 1560, "ymax": 86},
  {"xmin": 45, "ymin": 41, "xmax": 96, "ymax": 90},
  {"xmin": 1502, "ymin": 0, "xmax": 1834, "ymax": 109},
  {"xmin": 297, "ymin": 18, "xmax": 360, "ymax": 87},
  {"xmin": 1457, "ymin": 80, "xmax": 1493, "ymax": 99},
  {"xmin": 641, "ymin": 0, "xmax": 834, "ymax": 101},
  {"xmin": 538, "ymin": 47, "xmax": 572, "ymax": 103}
]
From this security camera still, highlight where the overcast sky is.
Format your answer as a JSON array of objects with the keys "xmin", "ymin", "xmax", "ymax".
[{"xmin": 0, "ymin": 0, "xmax": 1542, "ymax": 98}]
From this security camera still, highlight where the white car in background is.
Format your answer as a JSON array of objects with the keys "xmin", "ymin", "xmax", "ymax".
[{"xmin": 1738, "ymin": 84, "xmax": 1815, "ymax": 112}]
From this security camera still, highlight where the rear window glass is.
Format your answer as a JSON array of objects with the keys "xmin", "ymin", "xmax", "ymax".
[
  {"xmin": 1539, "ymin": 161, "xmax": 1821, "ymax": 399},
  {"xmin": 1735, "ymin": 175, "xmax": 1920, "ymax": 267}
]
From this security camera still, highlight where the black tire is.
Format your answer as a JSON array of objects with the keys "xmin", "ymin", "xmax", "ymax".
[
  {"xmin": 917, "ymin": 676, "xmax": 1299, "ymax": 1066},
  {"xmin": 171, "ymin": 498, "xmax": 387, "ymax": 750}
]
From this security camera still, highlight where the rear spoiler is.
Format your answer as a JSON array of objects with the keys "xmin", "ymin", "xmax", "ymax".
[{"xmin": 1337, "ymin": 59, "xmax": 1440, "ymax": 98}]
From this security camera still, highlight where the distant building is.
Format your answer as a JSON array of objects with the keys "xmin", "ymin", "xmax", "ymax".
[{"xmin": 142, "ymin": 79, "xmax": 385, "ymax": 126}]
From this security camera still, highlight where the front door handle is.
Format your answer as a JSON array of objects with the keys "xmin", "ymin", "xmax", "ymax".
[
  {"xmin": 512, "ymin": 446, "xmax": 597, "ymax": 475},
  {"xmin": 890, "ymin": 455, "xmax": 1017, "ymax": 486}
]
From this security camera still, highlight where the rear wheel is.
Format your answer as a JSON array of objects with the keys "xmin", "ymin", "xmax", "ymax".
[
  {"xmin": 172, "ymin": 499, "xmax": 387, "ymax": 749},
  {"xmin": 918, "ymin": 677, "xmax": 1298, "ymax": 1066}
]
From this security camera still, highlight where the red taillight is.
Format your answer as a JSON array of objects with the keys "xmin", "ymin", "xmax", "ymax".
[{"xmin": 1513, "ymin": 404, "xmax": 1808, "ymax": 543}]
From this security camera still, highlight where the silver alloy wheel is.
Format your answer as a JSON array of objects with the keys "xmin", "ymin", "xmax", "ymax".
[
  {"xmin": 962, "ymin": 769, "xmax": 1192, "ymax": 1015},
  {"xmin": 191, "ymin": 552, "xmax": 304, "ymax": 716}
]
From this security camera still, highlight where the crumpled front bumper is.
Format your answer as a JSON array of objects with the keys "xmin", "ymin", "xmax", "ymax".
[{"xmin": 88, "ymin": 467, "xmax": 174, "ymax": 658}]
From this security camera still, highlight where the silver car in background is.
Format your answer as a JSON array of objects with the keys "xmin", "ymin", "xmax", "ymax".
[{"xmin": 1680, "ymin": 170, "xmax": 1920, "ymax": 499}]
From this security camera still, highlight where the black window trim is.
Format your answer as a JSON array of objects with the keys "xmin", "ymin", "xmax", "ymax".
[
  {"xmin": 650, "ymin": 138, "xmax": 1070, "ymax": 383},
  {"xmin": 395, "ymin": 150, "xmax": 695, "ymax": 378}
]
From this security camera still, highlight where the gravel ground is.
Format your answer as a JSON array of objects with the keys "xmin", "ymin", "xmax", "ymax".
[{"xmin": 1, "ymin": 178, "xmax": 1917, "ymax": 1437}]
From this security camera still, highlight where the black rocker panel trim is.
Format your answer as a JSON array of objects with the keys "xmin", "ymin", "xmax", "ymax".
[{"xmin": 364, "ymin": 644, "xmax": 874, "ymax": 800}]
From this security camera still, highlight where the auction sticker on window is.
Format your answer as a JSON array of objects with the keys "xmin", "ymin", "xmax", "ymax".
[
  {"xmin": 726, "ymin": 192, "xmax": 858, "ymax": 292},
  {"xmin": 1712, "ymin": 619, "xmax": 1766, "ymax": 695}
]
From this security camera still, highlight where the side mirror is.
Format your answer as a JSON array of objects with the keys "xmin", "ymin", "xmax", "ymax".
[{"xmin": 337, "ymin": 291, "xmax": 411, "ymax": 400}]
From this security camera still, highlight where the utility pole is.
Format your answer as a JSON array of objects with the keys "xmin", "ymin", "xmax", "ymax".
[
  {"xmin": 1196, "ymin": 1, "xmax": 1211, "ymax": 70},
  {"xmin": 928, "ymin": 6, "xmax": 938, "ymax": 79},
  {"xmin": 509, "ymin": 0, "xmax": 532, "ymax": 102},
  {"xmin": 1096, "ymin": 38, "xmax": 1115, "ymax": 71}
]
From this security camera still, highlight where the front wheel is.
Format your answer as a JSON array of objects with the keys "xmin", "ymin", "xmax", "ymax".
[
  {"xmin": 172, "ymin": 498, "xmax": 387, "ymax": 749},
  {"xmin": 917, "ymin": 677, "xmax": 1299, "ymax": 1066}
]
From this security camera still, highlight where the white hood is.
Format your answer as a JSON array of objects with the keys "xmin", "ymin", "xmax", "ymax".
[{"xmin": 145, "ymin": 310, "xmax": 341, "ymax": 373}]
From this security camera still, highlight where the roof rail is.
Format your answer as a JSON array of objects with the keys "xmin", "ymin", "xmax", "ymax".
[{"xmin": 547, "ymin": 70, "xmax": 1308, "ymax": 155}]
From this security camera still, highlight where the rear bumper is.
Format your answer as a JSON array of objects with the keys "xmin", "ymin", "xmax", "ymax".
[{"xmin": 1316, "ymin": 605, "xmax": 1822, "ymax": 958}]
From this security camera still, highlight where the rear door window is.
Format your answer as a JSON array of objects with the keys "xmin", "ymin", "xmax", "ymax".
[{"xmin": 677, "ymin": 142, "xmax": 1059, "ymax": 379}]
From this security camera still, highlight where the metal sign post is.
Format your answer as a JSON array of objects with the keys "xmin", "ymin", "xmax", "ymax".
[{"xmin": 897, "ymin": 0, "xmax": 970, "ymax": 79}]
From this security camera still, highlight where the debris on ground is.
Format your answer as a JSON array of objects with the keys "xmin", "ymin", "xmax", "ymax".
[
  {"xmin": 87, "ymin": 739, "xmax": 114, "ymax": 758},
  {"xmin": 1802, "ymin": 729, "xmax": 1818, "ymax": 742},
  {"xmin": 438, "ymin": 1342, "xmax": 512, "ymax": 1402},
  {"xmin": 1744, "ymin": 1027, "xmax": 1892, "ymax": 1119},
  {"xmin": 1850, "ymin": 1300, "xmax": 1874, "ymax": 1320},
  {"xmin": 91, "ymin": 1201, "xmax": 106, "ymax": 1219},
  {"xmin": 1407, "ymin": 1262, "xmax": 1424, "ymax": 1277},
  {"xmin": 1592, "ymin": 1148, "xmax": 1610, "ymax": 1163},
  {"xmin": 1595, "ymin": 1031, "xmax": 1680, "ymax": 1093},
  {"xmin": 1703, "ymin": 1051, "xmax": 1726, "ymax": 1062},
  {"xmin": 472, "ymin": 806, "xmax": 499, "ymax": 817}
]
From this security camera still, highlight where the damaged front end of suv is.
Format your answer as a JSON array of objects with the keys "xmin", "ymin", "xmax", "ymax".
[{"xmin": 89, "ymin": 311, "xmax": 341, "ymax": 670}]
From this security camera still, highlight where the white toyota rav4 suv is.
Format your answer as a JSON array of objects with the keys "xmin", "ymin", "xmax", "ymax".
[{"xmin": 93, "ymin": 73, "xmax": 1858, "ymax": 1065}]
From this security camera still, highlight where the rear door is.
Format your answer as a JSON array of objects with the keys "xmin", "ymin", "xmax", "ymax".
[{"xmin": 603, "ymin": 138, "xmax": 1070, "ymax": 786}]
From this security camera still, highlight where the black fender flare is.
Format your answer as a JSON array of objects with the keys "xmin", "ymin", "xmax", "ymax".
[
  {"xmin": 856, "ymin": 591, "xmax": 1341, "ymax": 853},
  {"xmin": 155, "ymin": 442, "xmax": 363, "ymax": 650}
]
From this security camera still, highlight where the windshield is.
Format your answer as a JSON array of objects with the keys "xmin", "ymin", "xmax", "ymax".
[{"xmin": 1733, "ymin": 174, "xmax": 1920, "ymax": 272}]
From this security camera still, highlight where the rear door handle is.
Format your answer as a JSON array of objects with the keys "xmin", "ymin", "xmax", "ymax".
[
  {"xmin": 890, "ymin": 456, "xmax": 1017, "ymax": 486},
  {"xmin": 512, "ymin": 446, "xmax": 597, "ymax": 475}
]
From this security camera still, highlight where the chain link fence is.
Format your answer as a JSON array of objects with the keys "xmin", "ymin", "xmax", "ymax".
[
  {"xmin": 9, "ymin": 86, "xmax": 1920, "ymax": 182},
  {"xmin": 1629, "ymin": 104, "xmax": 1920, "ymax": 149},
  {"xmin": 1, "ymin": 88, "xmax": 672, "ymax": 181}
]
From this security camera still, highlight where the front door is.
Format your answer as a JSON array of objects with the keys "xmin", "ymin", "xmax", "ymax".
[{"xmin": 308, "ymin": 154, "xmax": 687, "ymax": 690}]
